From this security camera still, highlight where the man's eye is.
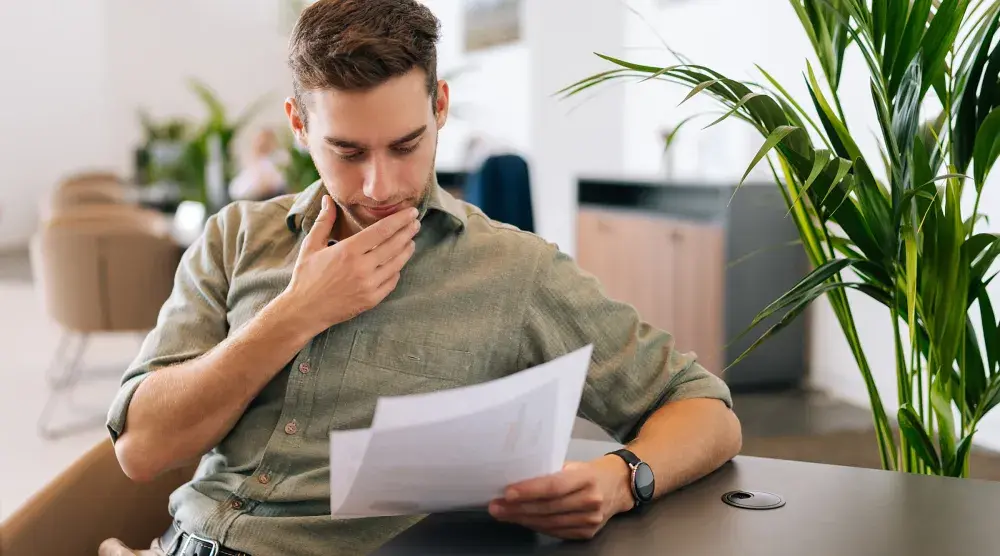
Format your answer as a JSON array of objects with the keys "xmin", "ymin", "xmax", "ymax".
[
  {"xmin": 339, "ymin": 151, "xmax": 365, "ymax": 161},
  {"xmin": 393, "ymin": 143, "xmax": 418, "ymax": 155}
]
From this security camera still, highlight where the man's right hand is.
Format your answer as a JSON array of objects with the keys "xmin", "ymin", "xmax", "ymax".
[{"xmin": 281, "ymin": 194, "xmax": 420, "ymax": 335}]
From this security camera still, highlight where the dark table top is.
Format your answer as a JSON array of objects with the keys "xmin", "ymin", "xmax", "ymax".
[{"xmin": 375, "ymin": 439, "xmax": 1000, "ymax": 555}]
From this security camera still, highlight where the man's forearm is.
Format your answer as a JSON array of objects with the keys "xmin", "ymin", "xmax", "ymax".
[
  {"xmin": 115, "ymin": 293, "xmax": 318, "ymax": 481},
  {"xmin": 600, "ymin": 398, "xmax": 743, "ymax": 514}
]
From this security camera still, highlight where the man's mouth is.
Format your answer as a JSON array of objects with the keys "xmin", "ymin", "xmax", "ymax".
[{"xmin": 362, "ymin": 202, "xmax": 404, "ymax": 217}]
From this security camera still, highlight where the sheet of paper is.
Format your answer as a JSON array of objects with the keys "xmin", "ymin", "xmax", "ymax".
[{"xmin": 329, "ymin": 344, "xmax": 593, "ymax": 519}]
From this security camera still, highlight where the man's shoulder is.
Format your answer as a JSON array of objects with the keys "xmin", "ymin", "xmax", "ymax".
[
  {"xmin": 208, "ymin": 194, "xmax": 297, "ymax": 237},
  {"xmin": 459, "ymin": 202, "xmax": 554, "ymax": 253}
]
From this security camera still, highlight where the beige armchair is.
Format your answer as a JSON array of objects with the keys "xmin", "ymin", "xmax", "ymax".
[
  {"xmin": 30, "ymin": 205, "xmax": 181, "ymax": 438},
  {"xmin": 55, "ymin": 170, "xmax": 126, "ymax": 191},
  {"xmin": 0, "ymin": 440, "xmax": 197, "ymax": 556},
  {"xmin": 41, "ymin": 181, "xmax": 138, "ymax": 223}
]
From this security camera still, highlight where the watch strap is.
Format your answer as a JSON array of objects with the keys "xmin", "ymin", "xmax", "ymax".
[{"xmin": 607, "ymin": 448, "xmax": 641, "ymax": 468}]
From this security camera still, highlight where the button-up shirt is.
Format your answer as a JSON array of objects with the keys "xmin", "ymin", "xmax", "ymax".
[{"xmin": 107, "ymin": 179, "xmax": 732, "ymax": 556}]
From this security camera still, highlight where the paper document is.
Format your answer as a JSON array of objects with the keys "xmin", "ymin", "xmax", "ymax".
[{"xmin": 329, "ymin": 344, "xmax": 593, "ymax": 519}]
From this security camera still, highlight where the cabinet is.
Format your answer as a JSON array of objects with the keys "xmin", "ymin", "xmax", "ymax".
[
  {"xmin": 575, "ymin": 179, "xmax": 809, "ymax": 390},
  {"xmin": 577, "ymin": 208, "xmax": 724, "ymax": 375}
]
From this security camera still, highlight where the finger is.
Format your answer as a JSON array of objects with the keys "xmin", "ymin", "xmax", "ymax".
[
  {"xmin": 352, "ymin": 207, "xmax": 418, "ymax": 252},
  {"xmin": 490, "ymin": 488, "xmax": 603, "ymax": 517},
  {"xmin": 505, "ymin": 468, "xmax": 593, "ymax": 502},
  {"xmin": 368, "ymin": 218, "xmax": 420, "ymax": 265},
  {"xmin": 373, "ymin": 270, "xmax": 402, "ymax": 300},
  {"xmin": 301, "ymin": 195, "xmax": 337, "ymax": 254},
  {"xmin": 372, "ymin": 240, "xmax": 416, "ymax": 285}
]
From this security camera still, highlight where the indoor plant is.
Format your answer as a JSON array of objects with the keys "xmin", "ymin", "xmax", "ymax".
[
  {"xmin": 178, "ymin": 79, "xmax": 270, "ymax": 209},
  {"xmin": 563, "ymin": 0, "xmax": 1000, "ymax": 477}
]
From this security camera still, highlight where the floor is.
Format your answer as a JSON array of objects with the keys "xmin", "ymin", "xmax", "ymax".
[{"xmin": 0, "ymin": 247, "xmax": 947, "ymax": 523}]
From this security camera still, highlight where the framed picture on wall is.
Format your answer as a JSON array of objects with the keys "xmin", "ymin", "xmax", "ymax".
[{"xmin": 464, "ymin": 0, "xmax": 521, "ymax": 52}]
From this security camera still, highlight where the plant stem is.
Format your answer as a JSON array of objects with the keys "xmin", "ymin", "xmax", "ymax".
[{"xmin": 891, "ymin": 285, "xmax": 912, "ymax": 472}]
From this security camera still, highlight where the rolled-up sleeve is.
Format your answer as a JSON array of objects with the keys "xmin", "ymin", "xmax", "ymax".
[
  {"xmin": 106, "ymin": 211, "xmax": 233, "ymax": 443},
  {"xmin": 517, "ymin": 244, "xmax": 732, "ymax": 444}
]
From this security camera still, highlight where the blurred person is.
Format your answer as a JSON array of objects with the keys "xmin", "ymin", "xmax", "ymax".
[
  {"xmin": 101, "ymin": 1, "xmax": 741, "ymax": 554},
  {"xmin": 228, "ymin": 128, "xmax": 288, "ymax": 201}
]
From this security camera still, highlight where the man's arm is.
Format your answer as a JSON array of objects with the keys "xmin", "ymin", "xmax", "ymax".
[
  {"xmin": 113, "ymin": 293, "xmax": 316, "ymax": 482},
  {"xmin": 489, "ymin": 243, "xmax": 741, "ymax": 538},
  {"xmin": 113, "ymin": 196, "xmax": 419, "ymax": 481}
]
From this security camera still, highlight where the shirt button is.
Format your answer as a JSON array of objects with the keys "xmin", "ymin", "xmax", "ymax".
[
  {"xmin": 298, "ymin": 362, "xmax": 310, "ymax": 374},
  {"xmin": 284, "ymin": 420, "xmax": 298, "ymax": 435},
  {"xmin": 231, "ymin": 499, "xmax": 243, "ymax": 510},
  {"xmin": 258, "ymin": 473, "xmax": 270, "ymax": 485}
]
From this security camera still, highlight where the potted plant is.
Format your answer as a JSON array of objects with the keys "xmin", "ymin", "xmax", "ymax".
[
  {"xmin": 563, "ymin": 0, "xmax": 1000, "ymax": 477},
  {"xmin": 279, "ymin": 129, "xmax": 320, "ymax": 194},
  {"xmin": 178, "ymin": 79, "xmax": 270, "ymax": 211}
]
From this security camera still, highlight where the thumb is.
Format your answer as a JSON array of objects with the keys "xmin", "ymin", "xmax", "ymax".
[{"xmin": 301, "ymin": 194, "xmax": 336, "ymax": 254}]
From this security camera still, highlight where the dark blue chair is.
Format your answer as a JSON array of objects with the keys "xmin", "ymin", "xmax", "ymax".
[{"xmin": 462, "ymin": 154, "xmax": 534, "ymax": 233}]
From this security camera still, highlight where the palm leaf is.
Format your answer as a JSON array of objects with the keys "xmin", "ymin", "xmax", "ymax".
[
  {"xmin": 898, "ymin": 403, "xmax": 942, "ymax": 474},
  {"xmin": 973, "ymin": 108, "xmax": 1000, "ymax": 191}
]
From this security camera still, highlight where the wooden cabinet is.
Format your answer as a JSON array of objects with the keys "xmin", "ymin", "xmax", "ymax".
[
  {"xmin": 576, "ymin": 207, "xmax": 724, "ymax": 375},
  {"xmin": 575, "ymin": 179, "xmax": 809, "ymax": 391}
]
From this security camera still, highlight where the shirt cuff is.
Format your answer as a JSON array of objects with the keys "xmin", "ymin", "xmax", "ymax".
[
  {"xmin": 667, "ymin": 363, "xmax": 734, "ymax": 409},
  {"xmin": 106, "ymin": 372, "xmax": 151, "ymax": 443}
]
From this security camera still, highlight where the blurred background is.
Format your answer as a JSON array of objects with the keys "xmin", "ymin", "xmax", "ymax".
[{"xmin": 2, "ymin": 0, "xmax": 999, "ymax": 524}]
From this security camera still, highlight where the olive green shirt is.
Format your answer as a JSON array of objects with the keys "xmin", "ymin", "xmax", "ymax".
[{"xmin": 107, "ymin": 179, "xmax": 732, "ymax": 556}]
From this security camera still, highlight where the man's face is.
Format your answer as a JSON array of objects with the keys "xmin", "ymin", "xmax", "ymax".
[{"xmin": 285, "ymin": 68, "xmax": 449, "ymax": 234}]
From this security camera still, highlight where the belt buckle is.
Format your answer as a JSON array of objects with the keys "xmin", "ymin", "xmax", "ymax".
[{"xmin": 180, "ymin": 532, "xmax": 220, "ymax": 556}]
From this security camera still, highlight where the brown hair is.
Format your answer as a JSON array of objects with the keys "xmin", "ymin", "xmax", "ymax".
[{"xmin": 288, "ymin": 0, "xmax": 441, "ymax": 124}]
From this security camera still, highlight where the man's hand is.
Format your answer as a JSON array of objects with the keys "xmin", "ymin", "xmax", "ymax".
[
  {"xmin": 488, "ymin": 456, "xmax": 633, "ymax": 540},
  {"xmin": 281, "ymin": 195, "xmax": 420, "ymax": 335}
]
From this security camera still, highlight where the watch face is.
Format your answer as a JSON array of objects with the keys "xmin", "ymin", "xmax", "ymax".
[{"xmin": 634, "ymin": 462, "xmax": 655, "ymax": 501}]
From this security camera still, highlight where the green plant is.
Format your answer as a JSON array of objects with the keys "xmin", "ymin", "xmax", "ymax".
[
  {"xmin": 280, "ymin": 131, "xmax": 320, "ymax": 193},
  {"xmin": 564, "ymin": 0, "xmax": 1000, "ymax": 477},
  {"xmin": 178, "ymin": 79, "xmax": 271, "ymax": 205}
]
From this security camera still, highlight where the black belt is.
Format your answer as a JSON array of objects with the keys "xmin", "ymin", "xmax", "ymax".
[{"xmin": 159, "ymin": 522, "xmax": 250, "ymax": 556}]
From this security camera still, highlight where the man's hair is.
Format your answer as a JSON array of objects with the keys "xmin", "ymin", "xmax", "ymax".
[{"xmin": 288, "ymin": 0, "xmax": 441, "ymax": 124}]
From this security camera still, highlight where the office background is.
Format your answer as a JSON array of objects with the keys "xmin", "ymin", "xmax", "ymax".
[{"xmin": 2, "ymin": 0, "xmax": 1000, "ymax": 524}]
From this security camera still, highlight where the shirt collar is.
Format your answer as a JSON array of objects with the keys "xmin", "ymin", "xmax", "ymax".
[{"xmin": 285, "ymin": 176, "xmax": 468, "ymax": 236}]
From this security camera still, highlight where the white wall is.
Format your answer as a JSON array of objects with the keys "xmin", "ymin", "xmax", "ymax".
[
  {"xmin": 526, "ymin": 0, "xmax": 626, "ymax": 254},
  {"xmin": 104, "ymin": 0, "xmax": 293, "ymax": 173},
  {"xmin": 620, "ymin": 0, "xmax": 1000, "ymax": 450},
  {"xmin": 0, "ymin": 0, "xmax": 532, "ymax": 248},
  {"xmin": 422, "ymin": 0, "xmax": 532, "ymax": 170},
  {"xmin": 0, "ymin": 0, "xmax": 114, "ymax": 249}
]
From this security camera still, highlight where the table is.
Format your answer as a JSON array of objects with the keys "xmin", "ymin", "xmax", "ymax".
[{"xmin": 375, "ymin": 439, "xmax": 1000, "ymax": 555}]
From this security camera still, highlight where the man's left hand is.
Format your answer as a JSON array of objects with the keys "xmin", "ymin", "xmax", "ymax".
[{"xmin": 488, "ymin": 456, "xmax": 633, "ymax": 540}]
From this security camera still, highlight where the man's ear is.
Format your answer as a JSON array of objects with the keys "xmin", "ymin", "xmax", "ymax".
[
  {"xmin": 434, "ymin": 80, "xmax": 450, "ymax": 130},
  {"xmin": 284, "ymin": 97, "xmax": 308, "ymax": 147}
]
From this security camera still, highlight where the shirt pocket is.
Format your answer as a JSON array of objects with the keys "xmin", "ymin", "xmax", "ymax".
[{"xmin": 334, "ymin": 330, "xmax": 474, "ymax": 428}]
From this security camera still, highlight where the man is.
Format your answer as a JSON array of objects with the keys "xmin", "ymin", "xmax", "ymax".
[{"xmin": 101, "ymin": 1, "xmax": 741, "ymax": 554}]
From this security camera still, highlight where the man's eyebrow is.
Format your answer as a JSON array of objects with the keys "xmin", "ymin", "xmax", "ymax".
[
  {"xmin": 388, "ymin": 125, "xmax": 427, "ymax": 147},
  {"xmin": 324, "ymin": 125, "xmax": 427, "ymax": 150}
]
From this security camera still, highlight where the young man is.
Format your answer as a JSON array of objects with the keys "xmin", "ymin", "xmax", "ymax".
[{"xmin": 101, "ymin": 1, "xmax": 741, "ymax": 554}]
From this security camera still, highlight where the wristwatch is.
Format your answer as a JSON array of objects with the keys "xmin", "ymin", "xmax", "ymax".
[{"xmin": 607, "ymin": 448, "xmax": 655, "ymax": 509}]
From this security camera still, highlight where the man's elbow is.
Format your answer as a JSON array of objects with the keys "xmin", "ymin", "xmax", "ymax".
[
  {"xmin": 114, "ymin": 432, "xmax": 163, "ymax": 483},
  {"xmin": 720, "ymin": 405, "xmax": 743, "ymax": 461}
]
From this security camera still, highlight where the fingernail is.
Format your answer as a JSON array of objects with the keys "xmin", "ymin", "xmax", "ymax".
[
  {"xmin": 410, "ymin": 207, "xmax": 419, "ymax": 218},
  {"xmin": 506, "ymin": 489, "xmax": 519, "ymax": 501},
  {"xmin": 321, "ymin": 196, "xmax": 329, "ymax": 211}
]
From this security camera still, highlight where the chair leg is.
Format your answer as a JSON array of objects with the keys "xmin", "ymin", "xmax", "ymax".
[
  {"xmin": 44, "ymin": 332, "xmax": 80, "ymax": 388},
  {"xmin": 37, "ymin": 333, "xmax": 107, "ymax": 440}
]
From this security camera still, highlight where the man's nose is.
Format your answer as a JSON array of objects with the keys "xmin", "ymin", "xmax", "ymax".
[{"xmin": 362, "ymin": 154, "xmax": 393, "ymax": 202}]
